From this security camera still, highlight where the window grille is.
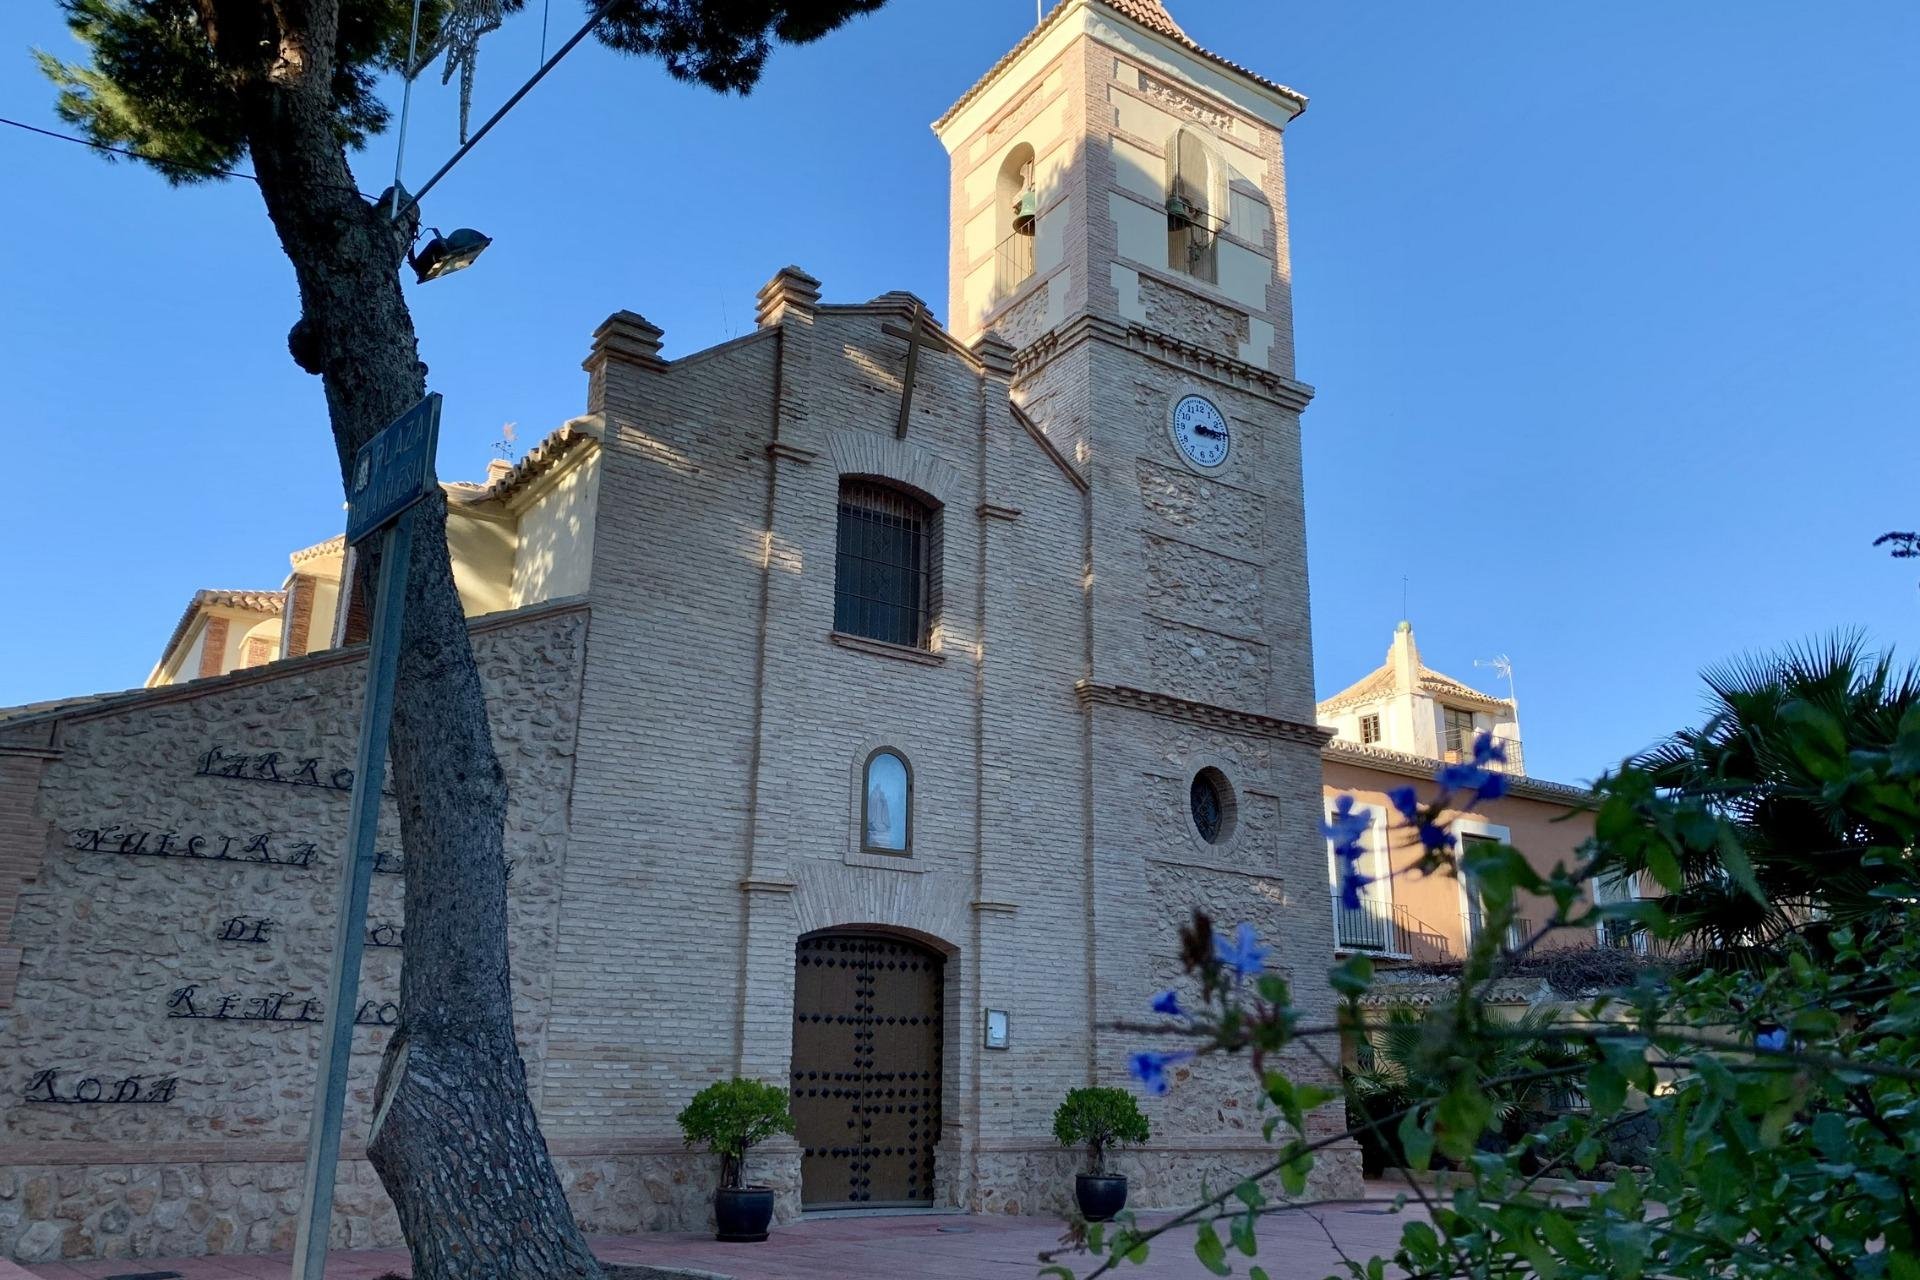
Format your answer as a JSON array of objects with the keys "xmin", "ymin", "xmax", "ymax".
[
  {"xmin": 835, "ymin": 480, "xmax": 933, "ymax": 648},
  {"xmin": 1360, "ymin": 713, "xmax": 1382, "ymax": 745}
]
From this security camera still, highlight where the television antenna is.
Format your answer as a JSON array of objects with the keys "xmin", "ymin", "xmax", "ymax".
[{"xmin": 1474, "ymin": 654, "xmax": 1517, "ymax": 715}]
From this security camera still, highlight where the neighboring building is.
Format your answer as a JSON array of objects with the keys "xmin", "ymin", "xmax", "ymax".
[
  {"xmin": 145, "ymin": 427, "xmax": 602, "ymax": 686},
  {"xmin": 0, "ymin": 1, "xmax": 1365, "ymax": 1261},
  {"xmin": 1318, "ymin": 622, "xmax": 1597, "ymax": 967}
]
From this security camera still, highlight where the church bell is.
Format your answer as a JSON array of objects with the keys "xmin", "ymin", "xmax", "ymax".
[{"xmin": 1011, "ymin": 188, "xmax": 1039, "ymax": 237}]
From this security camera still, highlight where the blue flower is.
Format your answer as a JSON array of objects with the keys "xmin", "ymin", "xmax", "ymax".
[
  {"xmin": 1436, "ymin": 761, "xmax": 1490, "ymax": 794},
  {"xmin": 1754, "ymin": 1026, "xmax": 1789, "ymax": 1053},
  {"xmin": 1321, "ymin": 795, "xmax": 1373, "ymax": 860},
  {"xmin": 1436, "ymin": 763, "xmax": 1511, "ymax": 806},
  {"xmin": 1387, "ymin": 785, "xmax": 1421, "ymax": 823},
  {"xmin": 1129, "ymin": 1050, "xmax": 1195, "ymax": 1095},
  {"xmin": 1151, "ymin": 990, "xmax": 1185, "ymax": 1017},
  {"xmin": 1416, "ymin": 823, "xmax": 1457, "ymax": 854},
  {"xmin": 1213, "ymin": 922, "xmax": 1269, "ymax": 982},
  {"xmin": 1338, "ymin": 870, "xmax": 1374, "ymax": 911},
  {"xmin": 1471, "ymin": 732, "xmax": 1508, "ymax": 766}
]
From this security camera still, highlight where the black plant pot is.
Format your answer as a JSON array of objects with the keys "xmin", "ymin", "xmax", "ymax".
[
  {"xmin": 1075, "ymin": 1173, "xmax": 1129, "ymax": 1223},
  {"xmin": 714, "ymin": 1186, "xmax": 776, "ymax": 1242}
]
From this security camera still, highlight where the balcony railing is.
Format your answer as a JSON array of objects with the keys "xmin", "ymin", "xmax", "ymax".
[
  {"xmin": 1438, "ymin": 730, "xmax": 1524, "ymax": 776},
  {"xmin": 1331, "ymin": 893, "xmax": 1456, "ymax": 963},
  {"xmin": 1463, "ymin": 912, "xmax": 1534, "ymax": 953}
]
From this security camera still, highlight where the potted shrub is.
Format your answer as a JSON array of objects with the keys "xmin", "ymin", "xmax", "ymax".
[
  {"xmin": 1052, "ymin": 1086, "xmax": 1150, "ymax": 1222},
  {"xmin": 677, "ymin": 1077, "xmax": 796, "ymax": 1242}
]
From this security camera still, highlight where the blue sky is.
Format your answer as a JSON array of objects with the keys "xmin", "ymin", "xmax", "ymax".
[{"xmin": 1, "ymin": 1, "xmax": 1914, "ymax": 785}]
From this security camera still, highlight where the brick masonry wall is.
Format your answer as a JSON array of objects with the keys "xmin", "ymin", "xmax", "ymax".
[{"xmin": 0, "ymin": 604, "xmax": 587, "ymax": 1261}]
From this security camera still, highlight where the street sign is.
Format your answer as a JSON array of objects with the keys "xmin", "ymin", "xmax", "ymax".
[
  {"xmin": 345, "ymin": 394, "xmax": 442, "ymax": 545},
  {"xmin": 293, "ymin": 392, "xmax": 442, "ymax": 1280}
]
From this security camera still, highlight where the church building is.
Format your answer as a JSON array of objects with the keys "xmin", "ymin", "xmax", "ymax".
[{"xmin": 0, "ymin": 1, "xmax": 1368, "ymax": 1258}]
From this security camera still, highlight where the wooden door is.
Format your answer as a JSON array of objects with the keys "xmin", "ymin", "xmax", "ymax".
[{"xmin": 790, "ymin": 933, "xmax": 943, "ymax": 1208}]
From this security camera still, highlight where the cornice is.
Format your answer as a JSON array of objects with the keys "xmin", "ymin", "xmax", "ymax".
[
  {"xmin": 1010, "ymin": 313, "xmax": 1315, "ymax": 413},
  {"xmin": 1075, "ymin": 680, "xmax": 1331, "ymax": 746},
  {"xmin": 1321, "ymin": 740, "xmax": 1593, "ymax": 805}
]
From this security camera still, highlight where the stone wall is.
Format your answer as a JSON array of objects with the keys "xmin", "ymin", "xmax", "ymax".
[{"xmin": 0, "ymin": 602, "xmax": 587, "ymax": 1261}]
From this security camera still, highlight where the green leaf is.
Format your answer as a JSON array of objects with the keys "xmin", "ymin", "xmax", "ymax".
[
  {"xmin": 1329, "ymin": 953, "xmax": 1374, "ymax": 997},
  {"xmin": 1401, "ymin": 1220, "xmax": 1442, "ymax": 1262},
  {"xmin": 1713, "ymin": 825, "xmax": 1765, "ymax": 903},
  {"xmin": 1643, "ymin": 839, "xmax": 1684, "ymax": 893},
  {"xmin": 1856, "ymin": 1171, "xmax": 1903, "ymax": 1202},
  {"xmin": 1811, "ymin": 1111, "xmax": 1850, "ymax": 1161},
  {"xmin": 1280, "ymin": 1149, "xmax": 1312, "ymax": 1196},
  {"xmin": 1250, "ymin": 1268, "xmax": 1272, "ymax": 1280},
  {"xmin": 1230, "ymin": 1208, "xmax": 1259, "ymax": 1257},
  {"xmin": 1233, "ymin": 1178, "xmax": 1265, "ymax": 1210},
  {"xmin": 1398, "ymin": 1107, "xmax": 1435, "ymax": 1171},
  {"xmin": 1588, "ymin": 1060, "xmax": 1627, "ymax": 1115},
  {"xmin": 1194, "ymin": 1222, "xmax": 1231, "ymax": 1276}
]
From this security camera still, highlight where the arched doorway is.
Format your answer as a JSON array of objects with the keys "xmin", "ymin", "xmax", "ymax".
[{"xmin": 791, "ymin": 931, "xmax": 944, "ymax": 1208}]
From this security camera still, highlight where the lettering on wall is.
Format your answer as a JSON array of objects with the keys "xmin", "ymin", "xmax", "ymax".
[
  {"xmin": 70, "ymin": 824, "xmax": 318, "ymax": 869},
  {"xmin": 355, "ymin": 1000, "xmax": 400, "ymax": 1026},
  {"xmin": 167, "ymin": 984, "xmax": 322, "ymax": 1024},
  {"xmin": 218, "ymin": 916, "xmax": 274, "ymax": 944},
  {"xmin": 196, "ymin": 745, "xmax": 355, "ymax": 792},
  {"xmin": 164, "ymin": 984, "xmax": 400, "ymax": 1028},
  {"xmin": 367, "ymin": 924, "xmax": 404, "ymax": 949},
  {"xmin": 24, "ymin": 1069, "xmax": 179, "ymax": 1105}
]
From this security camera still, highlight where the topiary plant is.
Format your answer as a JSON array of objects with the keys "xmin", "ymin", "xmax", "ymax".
[
  {"xmin": 1052, "ymin": 1086, "xmax": 1151, "ymax": 1175},
  {"xmin": 677, "ymin": 1078, "xmax": 796, "ymax": 1190}
]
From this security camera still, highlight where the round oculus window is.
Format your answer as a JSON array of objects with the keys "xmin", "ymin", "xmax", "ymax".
[{"xmin": 1190, "ymin": 769, "xmax": 1231, "ymax": 845}]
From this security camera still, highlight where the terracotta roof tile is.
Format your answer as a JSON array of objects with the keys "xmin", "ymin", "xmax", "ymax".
[
  {"xmin": 449, "ymin": 420, "xmax": 598, "ymax": 508},
  {"xmin": 154, "ymin": 589, "xmax": 287, "ymax": 681}
]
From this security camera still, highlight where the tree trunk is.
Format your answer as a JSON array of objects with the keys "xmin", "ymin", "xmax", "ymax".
[{"xmin": 210, "ymin": 3, "xmax": 601, "ymax": 1274}]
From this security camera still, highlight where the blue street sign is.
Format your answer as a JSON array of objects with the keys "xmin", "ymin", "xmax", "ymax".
[{"xmin": 345, "ymin": 394, "xmax": 442, "ymax": 545}]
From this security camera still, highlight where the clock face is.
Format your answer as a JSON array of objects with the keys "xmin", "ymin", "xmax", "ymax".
[{"xmin": 1170, "ymin": 394, "xmax": 1230, "ymax": 469}]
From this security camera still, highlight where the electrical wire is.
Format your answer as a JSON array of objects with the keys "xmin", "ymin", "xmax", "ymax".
[
  {"xmin": 403, "ymin": 0, "xmax": 618, "ymax": 212},
  {"xmin": 7, "ymin": 0, "xmax": 616, "ymax": 220},
  {"xmin": 0, "ymin": 114, "xmax": 382, "ymax": 201}
]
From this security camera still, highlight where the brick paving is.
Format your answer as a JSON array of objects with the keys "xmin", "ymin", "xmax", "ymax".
[{"xmin": 14, "ymin": 1199, "xmax": 1423, "ymax": 1280}]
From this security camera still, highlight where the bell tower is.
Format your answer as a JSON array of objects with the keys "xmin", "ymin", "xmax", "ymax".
[
  {"xmin": 934, "ymin": 0, "xmax": 1305, "ymax": 376},
  {"xmin": 935, "ymin": 0, "xmax": 1357, "ymax": 1198}
]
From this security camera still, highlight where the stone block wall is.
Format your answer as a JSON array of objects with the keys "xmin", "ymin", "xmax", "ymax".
[{"xmin": 0, "ymin": 602, "xmax": 587, "ymax": 1261}]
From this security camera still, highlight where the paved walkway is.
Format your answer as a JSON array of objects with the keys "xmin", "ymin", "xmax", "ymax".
[{"xmin": 13, "ymin": 1201, "xmax": 1421, "ymax": 1280}]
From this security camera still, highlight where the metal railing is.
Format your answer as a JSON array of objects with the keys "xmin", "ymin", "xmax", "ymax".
[
  {"xmin": 1331, "ymin": 893, "xmax": 1456, "ymax": 962},
  {"xmin": 993, "ymin": 232, "xmax": 1035, "ymax": 300},
  {"xmin": 1438, "ymin": 730, "xmax": 1524, "ymax": 776},
  {"xmin": 1463, "ymin": 912, "xmax": 1533, "ymax": 953}
]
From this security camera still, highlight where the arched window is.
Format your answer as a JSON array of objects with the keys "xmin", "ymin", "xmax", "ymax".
[
  {"xmin": 1165, "ymin": 128, "xmax": 1221, "ymax": 284},
  {"xmin": 835, "ymin": 478, "xmax": 936, "ymax": 648},
  {"xmin": 862, "ymin": 749, "xmax": 912, "ymax": 854},
  {"xmin": 995, "ymin": 143, "xmax": 1037, "ymax": 297}
]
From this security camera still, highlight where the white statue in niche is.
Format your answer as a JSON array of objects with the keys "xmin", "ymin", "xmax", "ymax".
[{"xmin": 864, "ymin": 752, "xmax": 908, "ymax": 851}]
